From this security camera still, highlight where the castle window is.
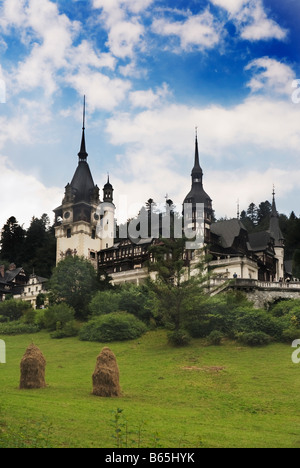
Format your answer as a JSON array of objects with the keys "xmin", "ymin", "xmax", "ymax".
[
  {"xmin": 92, "ymin": 229, "xmax": 96, "ymax": 239},
  {"xmin": 90, "ymin": 252, "xmax": 96, "ymax": 260},
  {"xmin": 67, "ymin": 229, "xmax": 71, "ymax": 238}
]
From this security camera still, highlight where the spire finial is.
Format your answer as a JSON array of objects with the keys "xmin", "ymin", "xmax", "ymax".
[
  {"xmin": 78, "ymin": 95, "xmax": 88, "ymax": 161},
  {"xmin": 83, "ymin": 95, "xmax": 86, "ymax": 130}
]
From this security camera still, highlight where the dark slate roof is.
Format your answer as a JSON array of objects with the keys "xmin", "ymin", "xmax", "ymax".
[
  {"xmin": 210, "ymin": 219, "xmax": 247, "ymax": 249},
  {"xmin": 248, "ymin": 231, "xmax": 272, "ymax": 252},
  {"xmin": 70, "ymin": 161, "xmax": 96, "ymax": 203},
  {"xmin": 3, "ymin": 267, "xmax": 24, "ymax": 283},
  {"xmin": 183, "ymin": 184, "xmax": 212, "ymax": 208}
]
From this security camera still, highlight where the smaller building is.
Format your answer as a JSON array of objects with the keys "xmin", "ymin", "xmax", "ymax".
[
  {"xmin": 0, "ymin": 264, "xmax": 27, "ymax": 301},
  {"xmin": 0, "ymin": 264, "xmax": 48, "ymax": 308},
  {"xmin": 22, "ymin": 274, "xmax": 48, "ymax": 308}
]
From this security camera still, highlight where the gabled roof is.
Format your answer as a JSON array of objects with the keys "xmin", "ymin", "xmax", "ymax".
[
  {"xmin": 248, "ymin": 231, "xmax": 273, "ymax": 252},
  {"xmin": 211, "ymin": 219, "xmax": 247, "ymax": 249}
]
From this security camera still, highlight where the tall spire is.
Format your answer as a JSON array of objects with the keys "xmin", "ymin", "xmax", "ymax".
[
  {"xmin": 78, "ymin": 95, "xmax": 88, "ymax": 162},
  {"xmin": 191, "ymin": 127, "xmax": 203, "ymax": 185},
  {"xmin": 269, "ymin": 186, "xmax": 284, "ymax": 247}
]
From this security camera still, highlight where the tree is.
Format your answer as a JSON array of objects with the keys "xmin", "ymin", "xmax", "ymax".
[
  {"xmin": 0, "ymin": 217, "xmax": 25, "ymax": 265},
  {"xmin": 22, "ymin": 215, "xmax": 56, "ymax": 277},
  {"xmin": 49, "ymin": 256, "xmax": 98, "ymax": 320},
  {"xmin": 147, "ymin": 238, "xmax": 209, "ymax": 344},
  {"xmin": 246, "ymin": 203, "xmax": 258, "ymax": 225},
  {"xmin": 257, "ymin": 201, "xmax": 272, "ymax": 228}
]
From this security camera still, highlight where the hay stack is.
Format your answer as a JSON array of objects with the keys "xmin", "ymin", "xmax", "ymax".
[
  {"xmin": 20, "ymin": 344, "xmax": 46, "ymax": 389},
  {"xmin": 92, "ymin": 347, "xmax": 121, "ymax": 397}
]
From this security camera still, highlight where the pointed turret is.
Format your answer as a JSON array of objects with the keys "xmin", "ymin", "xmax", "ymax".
[
  {"xmin": 103, "ymin": 174, "xmax": 114, "ymax": 203},
  {"xmin": 184, "ymin": 130, "xmax": 212, "ymax": 212},
  {"xmin": 183, "ymin": 130, "xmax": 213, "ymax": 244},
  {"xmin": 191, "ymin": 130, "xmax": 203, "ymax": 184},
  {"xmin": 269, "ymin": 187, "xmax": 284, "ymax": 247}
]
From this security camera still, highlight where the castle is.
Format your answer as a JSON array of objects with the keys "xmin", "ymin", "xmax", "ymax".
[{"xmin": 53, "ymin": 108, "xmax": 286, "ymax": 288}]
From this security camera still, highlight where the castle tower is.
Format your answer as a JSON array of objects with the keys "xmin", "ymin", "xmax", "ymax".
[
  {"xmin": 183, "ymin": 131, "xmax": 213, "ymax": 245},
  {"xmin": 53, "ymin": 98, "xmax": 102, "ymax": 267},
  {"xmin": 97, "ymin": 175, "xmax": 116, "ymax": 250},
  {"xmin": 269, "ymin": 187, "xmax": 285, "ymax": 281}
]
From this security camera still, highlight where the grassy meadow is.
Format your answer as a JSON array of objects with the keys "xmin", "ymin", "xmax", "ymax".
[{"xmin": 0, "ymin": 329, "xmax": 300, "ymax": 448}]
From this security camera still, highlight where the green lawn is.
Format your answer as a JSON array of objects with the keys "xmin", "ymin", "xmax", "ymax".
[{"xmin": 0, "ymin": 330, "xmax": 300, "ymax": 448}]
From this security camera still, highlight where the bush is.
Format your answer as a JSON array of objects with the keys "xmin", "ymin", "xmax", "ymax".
[
  {"xmin": 0, "ymin": 300, "xmax": 33, "ymax": 322},
  {"xmin": 79, "ymin": 312, "xmax": 147, "ymax": 342},
  {"xmin": 0, "ymin": 321, "xmax": 40, "ymax": 335},
  {"xmin": 236, "ymin": 331, "xmax": 272, "ymax": 347},
  {"xmin": 50, "ymin": 320, "xmax": 79, "ymax": 339},
  {"xmin": 89, "ymin": 290, "xmax": 121, "ymax": 317},
  {"xmin": 281, "ymin": 328, "xmax": 300, "ymax": 343},
  {"xmin": 43, "ymin": 304, "xmax": 75, "ymax": 332},
  {"xmin": 270, "ymin": 300, "xmax": 300, "ymax": 318},
  {"xmin": 207, "ymin": 330, "xmax": 223, "ymax": 345},
  {"xmin": 167, "ymin": 329, "xmax": 191, "ymax": 347},
  {"xmin": 233, "ymin": 308, "xmax": 283, "ymax": 340}
]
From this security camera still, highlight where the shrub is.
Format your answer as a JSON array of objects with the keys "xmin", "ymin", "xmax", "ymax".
[
  {"xmin": 270, "ymin": 300, "xmax": 300, "ymax": 318},
  {"xmin": 50, "ymin": 320, "xmax": 79, "ymax": 339},
  {"xmin": 79, "ymin": 312, "xmax": 147, "ymax": 342},
  {"xmin": 89, "ymin": 290, "xmax": 121, "ymax": 317},
  {"xmin": 281, "ymin": 328, "xmax": 300, "ymax": 343},
  {"xmin": 207, "ymin": 330, "xmax": 223, "ymax": 346},
  {"xmin": 236, "ymin": 331, "xmax": 272, "ymax": 347},
  {"xmin": 0, "ymin": 321, "xmax": 39, "ymax": 335},
  {"xmin": 233, "ymin": 308, "xmax": 283, "ymax": 340},
  {"xmin": 0, "ymin": 300, "xmax": 33, "ymax": 322},
  {"xmin": 43, "ymin": 304, "xmax": 75, "ymax": 332},
  {"xmin": 167, "ymin": 329, "xmax": 191, "ymax": 347}
]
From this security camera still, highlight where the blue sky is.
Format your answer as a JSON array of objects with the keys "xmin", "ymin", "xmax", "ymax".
[{"xmin": 0, "ymin": 0, "xmax": 299, "ymax": 227}]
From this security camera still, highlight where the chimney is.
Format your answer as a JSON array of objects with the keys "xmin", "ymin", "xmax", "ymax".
[
  {"xmin": 0, "ymin": 265, "xmax": 4, "ymax": 278},
  {"xmin": 9, "ymin": 263, "xmax": 16, "ymax": 271}
]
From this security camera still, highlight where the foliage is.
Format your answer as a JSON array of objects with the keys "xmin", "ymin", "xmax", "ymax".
[
  {"xmin": 89, "ymin": 290, "xmax": 121, "ymax": 317},
  {"xmin": 49, "ymin": 256, "xmax": 98, "ymax": 320},
  {"xmin": 167, "ymin": 329, "xmax": 191, "ymax": 347},
  {"xmin": 148, "ymin": 238, "xmax": 210, "ymax": 336},
  {"xmin": 0, "ymin": 320, "xmax": 39, "ymax": 335},
  {"xmin": 236, "ymin": 331, "xmax": 272, "ymax": 347},
  {"xmin": 50, "ymin": 320, "xmax": 79, "ymax": 339},
  {"xmin": 207, "ymin": 330, "xmax": 223, "ymax": 345},
  {"xmin": 79, "ymin": 312, "xmax": 147, "ymax": 342},
  {"xmin": 0, "ymin": 299, "xmax": 33, "ymax": 322},
  {"xmin": 0, "ymin": 217, "xmax": 26, "ymax": 266},
  {"xmin": 43, "ymin": 303, "xmax": 75, "ymax": 331},
  {"xmin": 0, "ymin": 215, "xmax": 56, "ymax": 278},
  {"xmin": 89, "ymin": 284, "xmax": 160, "ymax": 325}
]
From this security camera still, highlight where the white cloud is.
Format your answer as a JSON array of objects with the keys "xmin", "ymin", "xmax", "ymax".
[
  {"xmin": 65, "ymin": 70, "xmax": 131, "ymax": 112},
  {"xmin": 92, "ymin": 0, "xmax": 153, "ymax": 59},
  {"xmin": 129, "ymin": 83, "xmax": 170, "ymax": 109},
  {"xmin": 245, "ymin": 57, "xmax": 296, "ymax": 96},
  {"xmin": 210, "ymin": 0, "xmax": 288, "ymax": 41},
  {"xmin": 210, "ymin": 0, "xmax": 247, "ymax": 15},
  {"xmin": 152, "ymin": 10, "xmax": 222, "ymax": 51},
  {"xmin": 0, "ymin": 156, "xmax": 61, "ymax": 229}
]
